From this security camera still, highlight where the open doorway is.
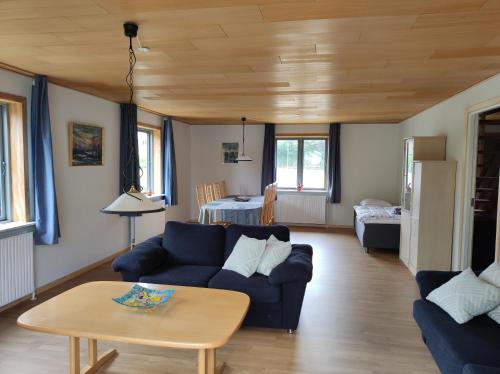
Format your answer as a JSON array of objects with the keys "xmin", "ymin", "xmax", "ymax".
[{"xmin": 470, "ymin": 110, "xmax": 500, "ymax": 271}]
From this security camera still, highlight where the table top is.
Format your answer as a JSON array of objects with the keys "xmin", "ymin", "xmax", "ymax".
[
  {"xmin": 202, "ymin": 196, "xmax": 264, "ymax": 211},
  {"xmin": 17, "ymin": 281, "xmax": 250, "ymax": 349}
]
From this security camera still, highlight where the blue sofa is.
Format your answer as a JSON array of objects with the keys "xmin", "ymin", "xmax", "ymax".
[
  {"xmin": 413, "ymin": 271, "xmax": 500, "ymax": 374},
  {"xmin": 112, "ymin": 221, "xmax": 313, "ymax": 332}
]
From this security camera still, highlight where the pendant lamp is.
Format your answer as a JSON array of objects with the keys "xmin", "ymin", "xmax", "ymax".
[
  {"xmin": 100, "ymin": 22, "xmax": 165, "ymax": 250},
  {"xmin": 236, "ymin": 117, "xmax": 252, "ymax": 162}
]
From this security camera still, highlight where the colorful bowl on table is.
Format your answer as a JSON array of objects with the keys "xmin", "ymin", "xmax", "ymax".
[{"xmin": 112, "ymin": 284, "xmax": 175, "ymax": 309}]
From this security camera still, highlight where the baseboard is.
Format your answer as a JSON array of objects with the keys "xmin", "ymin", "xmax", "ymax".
[
  {"xmin": 286, "ymin": 223, "xmax": 353, "ymax": 231},
  {"xmin": 0, "ymin": 247, "xmax": 129, "ymax": 313}
]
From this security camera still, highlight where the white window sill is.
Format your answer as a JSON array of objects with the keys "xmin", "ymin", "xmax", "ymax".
[
  {"xmin": 146, "ymin": 194, "xmax": 165, "ymax": 202},
  {"xmin": 0, "ymin": 221, "xmax": 35, "ymax": 239},
  {"xmin": 277, "ymin": 189, "xmax": 327, "ymax": 195}
]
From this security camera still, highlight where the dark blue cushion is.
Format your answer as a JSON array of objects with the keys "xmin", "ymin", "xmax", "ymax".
[
  {"xmin": 139, "ymin": 265, "xmax": 220, "ymax": 287},
  {"xmin": 224, "ymin": 224, "xmax": 289, "ymax": 259},
  {"xmin": 163, "ymin": 221, "xmax": 225, "ymax": 266},
  {"xmin": 269, "ymin": 244, "xmax": 313, "ymax": 285},
  {"xmin": 413, "ymin": 300, "xmax": 500, "ymax": 373},
  {"xmin": 208, "ymin": 269, "xmax": 281, "ymax": 303},
  {"xmin": 112, "ymin": 236, "xmax": 168, "ymax": 276},
  {"xmin": 463, "ymin": 364, "xmax": 500, "ymax": 374},
  {"xmin": 416, "ymin": 271, "xmax": 461, "ymax": 299}
]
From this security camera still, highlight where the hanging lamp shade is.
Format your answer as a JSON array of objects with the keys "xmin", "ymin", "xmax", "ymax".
[
  {"xmin": 236, "ymin": 116, "xmax": 252, "ymax": 162},
  {"xmin": 101, "ymin": 186, "xmax": 164, "ymax": 216}
]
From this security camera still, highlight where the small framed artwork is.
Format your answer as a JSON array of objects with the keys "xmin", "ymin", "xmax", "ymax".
[
  {"xmin": 69, "ymin": 122, "xmax": 104, "ymax": 166},
  {"xmin": 221, "ymin": 142, "xmax": 239, "ymax": 164}
]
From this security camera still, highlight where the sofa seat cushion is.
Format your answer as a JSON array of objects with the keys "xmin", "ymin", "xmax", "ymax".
[
  {"xmin": 208, "ymin": 269, "xmax": 281, "ymax": 303},
  {"xmin": 413, "ymin": 299, "xmax": 500, "ymax": 370},
  {"xmin": 139, "ymin": 265, "xmax": 220, "ymax": 287}
]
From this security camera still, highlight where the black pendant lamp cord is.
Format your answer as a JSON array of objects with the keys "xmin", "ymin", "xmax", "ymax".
[
  {"xmin": 122, "ymin": 31, "xmax": 142, "ymax": 200},
  {"xmin": 242, "ymin": 120, "xmax": 246, "ymax": 155}
]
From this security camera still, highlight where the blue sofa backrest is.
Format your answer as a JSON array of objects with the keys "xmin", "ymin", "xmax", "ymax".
[
  {"xmin": 224, "ymin": 224, "xmax": 290, "ymax": 260},
  {"xmin": 163, "ymin": 221, "xmax": 226, "ymax": 266}
]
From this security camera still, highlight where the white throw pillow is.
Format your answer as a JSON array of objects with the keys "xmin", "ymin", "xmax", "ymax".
[
  {"xmin": 222, "ymin": 235, "xmax": 267, "ymax": 278},
  {"xmin": 256, "ymin": 235, "xmax": 292, "ymax": 276},
  {"xmin": 488, "ymin": 305, "xmax": 500, "ymax": 324},
  {"xmin": 426, "ymin": 268, "xmax": 500, "ymax": 324},
  {"xmin": 359, "ymin": 198, "xmax": 391, "ymax": 207},
  {"xmin": 479, "ymin": 262, "xmax": 500, "ymax": 287},
  {"xmin": 479, "ymin": 262, "xmax": 500, "ymax": 324}
]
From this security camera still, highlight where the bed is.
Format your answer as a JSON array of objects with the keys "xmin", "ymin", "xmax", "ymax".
[{"xmin": 353, "ymin": 200, "xmax": 401, "ymax": 253}]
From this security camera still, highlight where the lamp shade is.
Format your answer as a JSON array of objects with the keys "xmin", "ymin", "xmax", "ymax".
[
  {"xmin": 101, "ymin": 188, "xmax": 165, "ymax": 216},
  {"xmin": 236, "ymin": 154, "xmax": 253, "ymax": 162}
]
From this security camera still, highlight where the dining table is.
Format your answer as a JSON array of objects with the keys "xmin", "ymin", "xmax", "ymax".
[{"xmin": 199, "ymin": 196, "xmax": 264, "ymax": 225}]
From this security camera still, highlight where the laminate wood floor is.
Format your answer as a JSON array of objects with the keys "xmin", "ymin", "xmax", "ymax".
[{"xmin": 0, "ymin": 228, "xmax": 438, "ymax": 374}]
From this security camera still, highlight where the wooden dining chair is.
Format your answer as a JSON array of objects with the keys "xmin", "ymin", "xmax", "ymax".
[
  {"xmin": 213, "ymin": 182, "xmax": 222, "ymax": 200},
  {"xmin": 220, "ymin": 180, "xmax": 228, "ymax": 198},
  {"xmin": 196, "ymin": 184, "xmax": 207, "ymax": 210},
  {"xmin": 205, "ymin": 183, "xmax": 215, "ymax": 203}
]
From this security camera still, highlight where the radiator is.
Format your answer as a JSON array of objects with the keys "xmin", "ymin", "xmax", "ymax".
[
  {"xmin": 276, "ymin": 193, "xmax": 327, "ymax": 225},
  {"xmin": 0, "ymin": 231, "xmax": 35, "ymax": 308}
]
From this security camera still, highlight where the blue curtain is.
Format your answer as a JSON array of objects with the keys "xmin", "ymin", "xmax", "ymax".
[
  {"xmin": 328, "ymin": 123, "xmax": 341, "ymax": 203},
  {"xmin": 31, "ymin": 75, "xmax": 60, "ymax": 245},
  {"xmin": 162, "ymin": 116, "xmax": 177, "ymax": 206},
  {"xmin": 261, "ymin": 123, "xmax": 276, "ymax": 194},
  {"xmin": 119, "ymin": 103, "xmax": 139, "ymax": 193}
]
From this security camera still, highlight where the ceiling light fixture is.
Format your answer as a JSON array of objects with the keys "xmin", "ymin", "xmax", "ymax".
[
  {"xmin": 236, "ymin": 117, "xmax": 252, "ymax": 162},
  {"xmin": 100, "ymin": 22, "xmax": 164, "ymax": 250}
]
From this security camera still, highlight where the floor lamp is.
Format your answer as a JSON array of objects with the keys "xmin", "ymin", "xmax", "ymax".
[{"xmin": 101, "ymin": 186, "xmax": 165, "ymax": 249}]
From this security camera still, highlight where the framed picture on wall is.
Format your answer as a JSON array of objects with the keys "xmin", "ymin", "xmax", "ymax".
[
  {"xmin": 221, "ymin": 142, "xmax": 239, "ymax": 163},
  {"xmin": 69, "ymin": 122, "xmax": 104, "ymax": 166}
]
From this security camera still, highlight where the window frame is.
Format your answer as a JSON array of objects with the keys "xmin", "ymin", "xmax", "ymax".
[
  {"xmin": 0, "ymin": 104, "xmax": 9, "ymax": 221},
  {"xmin": 137, "ymin": 127, "xmax": 154, "ymax": 194},
  {"xmin": 0, "ymin": 91, "xmax": 29, "ymax": 224},
  {"xmin": 275, "ymin": 135, "xmax": 329, "ymax": 191}
]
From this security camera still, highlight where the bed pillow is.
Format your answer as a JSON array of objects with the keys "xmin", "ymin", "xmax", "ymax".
[
  {"xmin": 256, "ymin": 235, "xmax": 292, "ymax": 276},
  {"xmin": 426, "ymin": 268, "xmax": 500, "ymax": 324},
  {"xmin": 222, "ymin": 235, "xmax": 267, "ymax": 277},
  {"xmin": 359, "ymin": 198, "xmax": 391, "ymax": 207},
  {"xmin": 479, "ymin": 262, "xmax": 500, "ymax": 324}
]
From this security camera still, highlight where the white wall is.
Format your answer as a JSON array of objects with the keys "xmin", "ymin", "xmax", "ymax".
[
  {"xmin": 189, "ymin": 125, "xmax": 264, "ymax": 218},
  {"xmin": 189, "ymin": 123, "xmax": 401, "ymax": 226},
  {"xmin": 0, "ymin": 68, "xmax": 191, "ymax": 288},
  {"xmin": 400, "ymin": 72, "xmax": 500, "ymax": 270}
]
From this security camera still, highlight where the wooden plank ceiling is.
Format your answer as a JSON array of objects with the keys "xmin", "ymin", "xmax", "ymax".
[{"xmin": 2, "ymin": 0, "xmax": 500, "ymax": 124}]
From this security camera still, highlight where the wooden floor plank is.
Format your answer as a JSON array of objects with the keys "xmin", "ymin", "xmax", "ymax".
[{"xmin": 0, "ymin": 227, "xmax": 437, "ymax": 374}]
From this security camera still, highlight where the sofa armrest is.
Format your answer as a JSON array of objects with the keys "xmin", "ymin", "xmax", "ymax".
[
  {"xmin": 112, "ymin": 236, "xmax": 169, "ymax": 278},
  {"xmin": 463, "ymin": 364, "xmax": 500, "ymax": 374},
  {"xmin": 268, "ymin": 244, "xmax": 313, "ymax": 285},
  {"xmin": 415, "ymin": 270, "xmax": 461, "ymax": 299}
]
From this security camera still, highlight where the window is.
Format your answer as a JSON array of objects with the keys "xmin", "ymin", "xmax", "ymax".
[
  {"xmin": 0, "ymin": 93, "xmax": 29, "ymax": 223},
  {"xmin": 276, "ymin": 137, "xmax": 328, "ymax": 190},
  {"xmin": 0, "ymin": 104, "xmax": 9, "ymax": 221},
  {"xmin": 138, "ymin": 128, "xmax": 153, "ymax": 193},
  {"xmin": 137, "ymin": 124, "xmax": 162, "ymax": 195}
]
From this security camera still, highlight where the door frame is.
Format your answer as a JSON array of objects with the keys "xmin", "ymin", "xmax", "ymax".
[{"xmin": 461, "ymin": 97, "xmax": 500, "ymax": 268}]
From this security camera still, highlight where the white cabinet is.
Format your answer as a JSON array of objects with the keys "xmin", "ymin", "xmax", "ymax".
[
  {"xmin": 399, "ymin": 210, "xmax": 411, "ymax": 266},
  {"xmin": 400, "ymin": 161, "xmax": 456, "ymax": 275}
]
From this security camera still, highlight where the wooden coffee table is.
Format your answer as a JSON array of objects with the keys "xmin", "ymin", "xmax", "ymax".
[{"xmin": 17, "ymin": 281, "xmax": 249, "ymax": 374}]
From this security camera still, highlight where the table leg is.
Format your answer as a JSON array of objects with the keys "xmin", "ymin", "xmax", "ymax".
[
  {"xmin": 198, "ymin": 349, "xmax": 207, "ymax": 374},
  {"xmin": 200, "ymin": 348, "xmax": 225, "ymax": 374},
  {"xmin": 88, "ymin": 339, "xmax": 97, "ymax": 366},
  {"xmin": 81, "ymin": 339, "xmax": 117, "ymax": 374},
  {"xmin": 69, "ymin": 337, "xmax": 80, "ymax": 374}
]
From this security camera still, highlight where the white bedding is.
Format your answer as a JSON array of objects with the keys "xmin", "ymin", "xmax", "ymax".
[{"xmin": 353, "ymin": 205, "xmax": 401, "ymax": 225}]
